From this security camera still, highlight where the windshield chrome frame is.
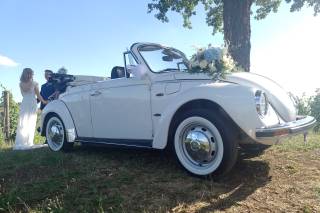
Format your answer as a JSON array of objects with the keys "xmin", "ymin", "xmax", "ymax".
[{"xmin": 123, "ymin": 50, "xmax": 140, "ymax": 78}]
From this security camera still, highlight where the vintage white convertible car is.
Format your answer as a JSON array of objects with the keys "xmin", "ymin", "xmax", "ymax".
[{"xmin": 40, "ymin": 42, "xmax": 316, "ymax": 176}]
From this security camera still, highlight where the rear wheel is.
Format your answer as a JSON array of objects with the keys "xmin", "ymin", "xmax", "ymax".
[
  {"xmin": 46, "ymin": 116, "xmax": 73, "ymax": 151},
  {"xmin": 172, "ymin": 109, "xmax": 238, "ymax": 177}
]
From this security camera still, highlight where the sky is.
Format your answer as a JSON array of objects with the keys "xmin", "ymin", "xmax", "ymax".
[{"xmin": 0, "ymin": 0, "xmax": 319, "ymax": 102}]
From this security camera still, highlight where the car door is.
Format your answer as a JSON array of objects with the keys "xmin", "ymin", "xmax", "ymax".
[{"xmin": 89, "ymin": 77, "xmax": 153, "ymax": 146}]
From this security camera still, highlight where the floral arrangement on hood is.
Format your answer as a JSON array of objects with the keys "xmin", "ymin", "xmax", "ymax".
[{"xmin": 188, "ymin": 45, "xmax": 242, "ymax": 78}]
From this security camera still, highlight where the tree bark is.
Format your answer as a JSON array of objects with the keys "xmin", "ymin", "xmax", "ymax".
[
  {"xmin": 3, "ymin": 91, "xmax": 10, "ymax": 143},
  {"xmin": 223, "ymin": 0, "xmax": 252, "ymax": 72}
]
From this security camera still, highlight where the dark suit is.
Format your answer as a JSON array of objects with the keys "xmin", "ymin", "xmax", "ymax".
[{"xmin": 40, "ymin": 82, "xmax": 55, "ymax": 110}]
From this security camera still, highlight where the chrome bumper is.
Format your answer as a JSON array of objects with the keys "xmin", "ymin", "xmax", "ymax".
[{"xmin": 256, "ymin": 116, "xmax": 316, "ymax": 139}]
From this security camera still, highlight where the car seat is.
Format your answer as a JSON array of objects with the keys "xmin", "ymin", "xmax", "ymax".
[{"xmin": 111, "ymin": 66, "xmax": 129, "ymax": 79}]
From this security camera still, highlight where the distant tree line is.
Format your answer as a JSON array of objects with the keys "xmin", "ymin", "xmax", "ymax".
[
  {"xmin": 295, "ymin": 89, "xmax": 320, "ymax": 132},
  {"xmin": 0, "ymin": 84, "xmax": 19, "ymax": 144}
]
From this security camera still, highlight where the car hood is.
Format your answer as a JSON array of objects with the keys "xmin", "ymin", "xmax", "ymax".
[{"xmin": 225, "ymin": 72, "xmax": 296, "ymax": 122}]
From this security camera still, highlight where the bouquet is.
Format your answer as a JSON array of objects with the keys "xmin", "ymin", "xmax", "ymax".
[{"xmin": 188, "ymin": 45, "xmax": 241, "ymax": 78}]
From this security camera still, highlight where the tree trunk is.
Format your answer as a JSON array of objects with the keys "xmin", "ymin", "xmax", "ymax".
[
  {"xmin": 223, "ymin": 0, "xmax": 252, "ymax": 72},
  {"xmin": 3, "ymin": 91, "xmax": 10, "ymax": 143}
]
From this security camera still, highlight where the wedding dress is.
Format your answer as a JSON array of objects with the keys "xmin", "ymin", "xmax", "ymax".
[{"xmin": 14, "ymin": 81, "xmax": 38, "ymax": 150}]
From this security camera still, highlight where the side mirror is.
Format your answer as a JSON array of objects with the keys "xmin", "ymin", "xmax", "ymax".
[
  {"xmin": 162, "ymin": 55, "xmax": 173, "ymax": 62},
  {"xmin": 128, "ymin": 64, "xmax": 148, "ymax": 79}
]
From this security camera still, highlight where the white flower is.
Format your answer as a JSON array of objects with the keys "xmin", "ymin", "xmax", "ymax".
[
  {"xmin": 222, "ymin": 54, "xmax": 235, "ymax": 71},
  {"xmin": 199, "ymin": 60, "xmax": 208, "ymax": 69},
  {"xmin": 208, "ymin": 62, "xmax": 217, "ymax": 72}
]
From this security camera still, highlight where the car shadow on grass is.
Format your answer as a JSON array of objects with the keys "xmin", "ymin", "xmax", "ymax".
[
  {"xmin": 68, "ymin": 144, "xmax": 271, "ymax": 212},
  {"xmin": 195, "ymin": 158, "xmax": 271, "ymax": 212}
]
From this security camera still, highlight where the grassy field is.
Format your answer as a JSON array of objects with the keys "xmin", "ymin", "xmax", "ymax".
[{"xmin": 0, "ymin": 133, "xmax": 319, "ymax": 213}]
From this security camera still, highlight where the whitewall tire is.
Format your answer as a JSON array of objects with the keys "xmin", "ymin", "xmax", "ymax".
[
  {"xmin": 172, "ymin": 109, "xmax": 238, "ymax": 177},
  {"xmin": 46, "ymin": 116, "xmax": 73, "ymax": 151}
]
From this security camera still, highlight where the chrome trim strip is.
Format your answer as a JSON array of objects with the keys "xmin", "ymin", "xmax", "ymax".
[
  {"xmin": 77, "ymin": 137, "xmax": 153, "ymax": 148},
  {"xmin": 256, "ymin": 116, "xmax": 316, "ymax": 138}
]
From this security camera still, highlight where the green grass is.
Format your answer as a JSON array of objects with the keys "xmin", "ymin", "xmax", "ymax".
[
  {"xmin": 0, "ymin": 131, "xmax": 45, "ymax": 150},
  {"xmin": 0, "ymin": 147, "xmax": 188, "ymax": 212},
  {"xmin": 274, "ymin": 132, "xmax": 320, "ymax": 152},
  {"xmin": 0, "ymin": 133, "xmax": 319, "ymax": 212}
]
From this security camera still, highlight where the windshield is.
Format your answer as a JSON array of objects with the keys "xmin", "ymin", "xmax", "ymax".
[{"xmin": 138, "ymin": 45, "xmax": 189, "ymax": 73}]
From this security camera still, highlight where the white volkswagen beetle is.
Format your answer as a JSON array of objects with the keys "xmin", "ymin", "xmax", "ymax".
[{"xmin": 40, "ymin": 43, "xmax": 316, "ymax": 176}]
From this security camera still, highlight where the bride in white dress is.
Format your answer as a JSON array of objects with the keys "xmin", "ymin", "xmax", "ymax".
[{"xmin": 14, "ymin": 68, "xmax": 47, "ymax": 150}]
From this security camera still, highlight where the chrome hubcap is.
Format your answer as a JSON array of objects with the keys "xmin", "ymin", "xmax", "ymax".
[
  {"xmin": 181, "ymin": 125, "xmax": 217, "ymax": 166},
  {"xmin": 47, "ymin": 119, "xmax": 64, "ymax": 150}
]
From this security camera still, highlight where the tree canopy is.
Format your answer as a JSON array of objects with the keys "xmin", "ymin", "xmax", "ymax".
[{"xmin": 147, "ymin": 0, "xmax": 319, "ymax": 71}]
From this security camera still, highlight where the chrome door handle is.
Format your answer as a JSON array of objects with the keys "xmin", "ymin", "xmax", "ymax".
[{"xmin": 90, "ymin": 91, "xmax": 102, "ymax": 96}]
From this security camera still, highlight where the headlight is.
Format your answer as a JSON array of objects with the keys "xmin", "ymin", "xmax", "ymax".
[{"xmin": 255, "ymin": 90, "xmax": 268, "ymax": 116}]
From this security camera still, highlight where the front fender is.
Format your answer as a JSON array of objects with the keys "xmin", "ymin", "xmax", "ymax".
[
  {"xmin": 226, "ymin": 72, "xmax": 296, "ymax": 121},
  {"xmin": 40, "ymin": 100, "xmax": 77, "ymax": 142},
  {"xmin": 152, "ymin": 82, "xmax": 272, "ymax": 149}
]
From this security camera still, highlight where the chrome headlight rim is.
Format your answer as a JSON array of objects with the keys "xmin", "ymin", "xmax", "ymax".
[{"xmin": 255, "ymin": 90, "xmax": 269, "ymax": 117}]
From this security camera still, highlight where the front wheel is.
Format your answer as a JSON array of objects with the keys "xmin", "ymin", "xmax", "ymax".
[
  {"xmin": 172, "ymin": 109, "xmax": 238, "ymax": 177},
  {"xmin": 46, "ymin": 116, "xmax": 73, "ymax": 151}
]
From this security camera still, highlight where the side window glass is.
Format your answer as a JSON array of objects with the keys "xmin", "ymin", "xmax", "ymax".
[
  {"xmin": 126, "ymin": 53, "xmax": 137, "ymax": 66},
  {"xmin": 124, "ymin": 52, "xmax": 138, "ymax": 78}
]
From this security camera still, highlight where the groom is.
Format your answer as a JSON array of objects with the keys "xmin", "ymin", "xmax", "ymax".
[{"xmin": 40, "ymin": 70, "xmax": 55, "ymax": 110}]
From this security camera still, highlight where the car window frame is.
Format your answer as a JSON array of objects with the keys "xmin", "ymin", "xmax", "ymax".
[
  {"xmin": 124, "ymin": 50, "xmax": 142, "ymax": 78},
  {"xmin": 137, "ymin": 44, "xmax": 189, "ymax": 74}
]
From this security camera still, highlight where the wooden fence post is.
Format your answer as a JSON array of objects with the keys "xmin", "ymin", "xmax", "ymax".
[{"xmin": 3, "ymin": 91, "xmax": 10, "ymax": 143}]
